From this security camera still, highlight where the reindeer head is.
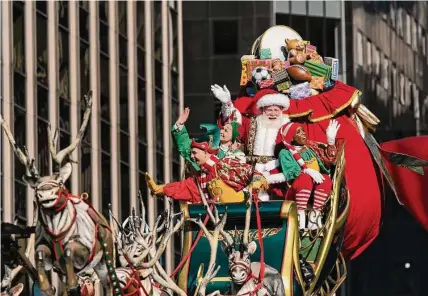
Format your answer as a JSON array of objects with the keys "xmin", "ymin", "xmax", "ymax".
[
  {"xmin": 221, "ymin": 238, "xmax": 257, "ymax": 285},
  {"xmin": 112, "ymin": 192, "xmax": 184, "ymax": 269},
  {"xmin": 0, "ymin": 92, "xmax": 92, "ymax": 209}
]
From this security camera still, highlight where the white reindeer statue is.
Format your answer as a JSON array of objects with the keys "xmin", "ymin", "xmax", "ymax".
[
  {"xmin": 0, "ymin": 92, "xmax": 114, "ymax": 295},
  {"xmin": 112, "ymin": 193, "xmax": 186, "ymax": 296},
  {"xmin": 209, "ymin": 196, "xmax": 285, "ymax": 296}
]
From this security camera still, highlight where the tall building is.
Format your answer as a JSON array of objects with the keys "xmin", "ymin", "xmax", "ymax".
[
  {"xmin": 345, "ymin": 2, "xmax": 428, "ymax": 296},
  {"xmin": 0, "ymin": 0, "xmax": 183, "ymax": 278}
]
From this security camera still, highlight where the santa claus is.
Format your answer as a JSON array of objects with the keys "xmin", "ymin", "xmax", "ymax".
[{"xmin": 211, "ymin": 84, "xmax": 290, "ymax": 200}]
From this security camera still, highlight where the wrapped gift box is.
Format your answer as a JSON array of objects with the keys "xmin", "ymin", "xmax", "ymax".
[
  {"xmin": 309, "ymin": 76, "xmax": 325, "ymax": 90},
  {"xmin": 272, "ymin": 69, "xmax": 290, "ymax": 83},
  {"xmin": 289, "ymin": 82, "xmax": 312, "ymax": 99},
  {"xmin": 305, "ymin": 44, "xmax": 317, "ymax": 55},
  {"xmin": 276, "ymin": 81, "xmax": 291, "ymax": 92},
  {"xmin": 260, "ymin": 48, "xmax": 272, "ymax": 60},
  {"xmin": 303, "ymin": 60, "xmax": 331, "ymax": 80},
  {"xmin": 240, "ymin": 55, "xmax": 255, "ymax": 86},
  {"xmin": 247, "ymin": 58, "xmax": 288, "ymax": 79},
  {"xmin": 324, "ymin": 57, "xmax": 339, "ymax": 81}
]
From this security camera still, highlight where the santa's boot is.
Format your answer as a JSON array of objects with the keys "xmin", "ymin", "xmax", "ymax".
[
  {"xmin": 308, "ymin": 209, "xmax": 323, "ymax": 231},
  {"xmin": 298, "ymin": 209, "xmax": 306, "ymax": 230}
]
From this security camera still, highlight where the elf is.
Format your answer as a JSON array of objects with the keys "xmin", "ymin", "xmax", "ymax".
[
  {"xmin": 146, "ymin": 138, "xmax": 268, "ymax": 204},
  {"xmin": 172, "ymin": 107, "xmax": 246, "ymax": 175},
  {"xmin": 277, "ymin": 120, "xmax": 340, "ymax": 230}
]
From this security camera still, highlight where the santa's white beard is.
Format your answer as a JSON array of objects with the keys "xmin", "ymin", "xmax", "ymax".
[{"xmin": 253, "ymin": 114, "xmax": 289, "ymax": 157}]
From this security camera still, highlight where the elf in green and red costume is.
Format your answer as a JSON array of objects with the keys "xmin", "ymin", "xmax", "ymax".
[{"xmin": 172, "ymin": 107, "xmax": 245, "ymax": 174}]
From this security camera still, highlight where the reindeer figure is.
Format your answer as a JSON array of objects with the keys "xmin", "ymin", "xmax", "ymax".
[
  {"xmin": 111, "ymin": 192, "xmax": 186, "ymax": 296},
  {"xmin": 210, "ymin": 197, "xmax": 285, "ymax": 296},
  {"xmin": 0, "ymin": 92, "xmax": 114, "ymax": 295}
]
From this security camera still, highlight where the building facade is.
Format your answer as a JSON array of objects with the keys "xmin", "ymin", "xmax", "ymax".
[
  {"xmin": 0, "ymin": 0, "xmax": 183, "ymax": 280},
  {"xmin": 346, "ymin": 2, "xmax": 428, "ymax": 296}
]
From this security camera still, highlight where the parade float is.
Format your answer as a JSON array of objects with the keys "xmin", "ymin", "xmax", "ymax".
[{"xmin": 1, "ymin": 26, "xmax": 428, "ymax": 296}]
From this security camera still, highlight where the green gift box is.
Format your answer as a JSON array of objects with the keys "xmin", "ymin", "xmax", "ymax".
[
  {"xmin": 303, "ymin": 60, "xmax": 331, "ymax": 80},
  {"xmin": 260, "ymin": 48, "xmax": 272, "ymax": 60}
]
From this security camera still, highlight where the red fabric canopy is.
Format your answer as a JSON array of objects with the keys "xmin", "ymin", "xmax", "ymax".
[
  {"xmin": 285, "ymin": 81, "xmax": 381, "ymax": 260},
  {"xmin": 380, "ymin": 137, "xmax": 428, "ymax": 232}
]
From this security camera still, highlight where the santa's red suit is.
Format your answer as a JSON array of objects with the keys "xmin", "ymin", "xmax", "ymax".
[{"xmin": 218, "ymin": 88, "xmax": 291, "ymax": 200}]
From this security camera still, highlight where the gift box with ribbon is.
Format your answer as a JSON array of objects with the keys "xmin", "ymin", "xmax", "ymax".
[
  {"xmin": 309, "ymin": 76, "xmax": 325, "ymax": 90},
  {"xmin": 240, "ymin": 55, "xmax": 255, "ymax": 86},
  {"xmin": 305, "ymin": 44, "xmax": 317, "ymax": 55},
  {"xmin": 258, "ymin": 78, "xmax": 275, "ymax": 89},
  {"xmin": 260, "ymin": 48, "xmax": 272, "ymax": 60},
  {"xmin": 324, "ymin": 57, "xmax": 339, "ymax": 81},
  {"xmin": 303, "ymin": 60, "xmax": 331, "ymax": 80}
]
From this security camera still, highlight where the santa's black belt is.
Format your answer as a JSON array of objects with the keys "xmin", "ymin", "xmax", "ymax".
[{"xmin": 247, "ymin": 155, "xmax": 275, "ymax": 164}]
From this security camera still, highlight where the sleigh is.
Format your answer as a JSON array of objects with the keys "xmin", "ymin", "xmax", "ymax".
[{"xmin": 177, "ymin": 148, "xmax": 349, "ymax": 296}]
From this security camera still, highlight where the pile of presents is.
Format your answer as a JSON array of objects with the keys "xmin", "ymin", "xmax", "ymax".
[{"xmin": 240, "ymin": 39, "xmax": 339, "ymax": 99}]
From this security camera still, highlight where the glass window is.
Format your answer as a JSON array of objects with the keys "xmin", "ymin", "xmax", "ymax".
[
  {"xmin": 405, "ymin": 78, "xmax": 411, "ymax": 107},
  {"xmin": 154, "ymin": 1, "xmax": 162, "ymax": 60},
  {"xmin": 399, "ymin": 73, "xmax": 405, "ymax": 105},
  {"xmin": 80, "ymin": 6, "xmax": 89, "ymax": 42},
  {"xmin": 137, "ymin": 47, "xmax": 145, "ymax": 79},
  {"xmin": 80, "ymin": 43, "xmax": 90, "ymax": 97},
  {"xmin": 412, "ymin": 85, "xmax": 420, "ymax": 120},
  {"xmin": 99, "ymin": 21, "xmax": 109, "ymax": 54},
  {"xmin": 392, "ymin": 65, "xmax": 397, "ymax": 98},
  {"xmin": 373, "ymin": 46, "xmax": 380, "ymax": 76},
  {"xmin": 120, "ymin": 163, "xmax": 130, "ymax": 220},
  {"xmin": 397, "ymin": 8, "xmax": 403, "ymax": 37},
  {"xmin": 120, "ymin": 132, "xmax": 129, "ymax": 165},
  {"xmin": 80, "ymin": 140, "xmax": 91, "ymax": 193},
  {"xmin": 37, "ymin": 86, "xmax": 49, "ymax": 120},
  {"xmin": 155, "ymin": 90, "xmax": 163, "ymax": 150},
  {"xmin": 412, "ymin": 19, "xmax": 417, "ymax": 50},
  {"xmin": 213, "ymin": 20, "xmax": 238, "ymax": 55},
  {"xmin": 99, "ymin": 1, "xmax": 108, "ymax": 23},
  {"xmin": 101, "ymin": 120, "xmax": 111, "ymax": 154},
  {"xmin": 139, "ymin": 142, "xmax": 147, "ymax": 172},
  {"xmin": 366, "ymin": 40, "xmax": 372, "ymax": 71},
  {"xmin": 58, "ymin": 1, "xmax": 69, "ymax": 29},
  {"xmin": 14, "ymin": 181, "xmax": 27, "ymax": 222},
  {"xmin": 101, "ymin": 152, "xmax": 111, "ymax": 218},
  {"xmin": 138, "ymin": 173, "xmax": 148, "ymax": 203},
  {"xmin": 36, "ymin": 1, "xmax": 47, "ymax": 15},
  {"xmin": 119, "ymin": 68, "xmax": 129, "ymax": 132},
  {"xmin": 422, "ymin": 30, "xmax": 426, "ymax": 56},
  {"xmin": 13, "ymin": 2, "xmax": 25, "ymax": 73},
  {"xmin": 59, "ymin": 99, "xmax": 71, "ymax": 132},
  {"xmin": 118, "ymin": 1, "xmax": 127, "ymax": 37},
  {"xmin": 14, "ymin": 106, "xmax": 26, "ymax": 181},
  {"xmin": 136, "ymin": 1, "xmax": 145, "ymax": 49},
  {"xmin": 389, "ymin": 3, "xmax": 396, "ymax": 28},
  {"xmin": 170, "ymin": 9, "xmax": 178, "ymax": 70},
  {"xmin": 59, "ymin": 29, "xmax": 70, "ymax": 99},
  {"xmin": 381, "ymin": 55, "xmax": 389, "ymax": 90},
  {"xmin": 171, "ymin": 71, "xmax": 178, "ymax": 99},
  {"xmin": 357, "ymin": 31, "xmax": 364, "ymax": 66},
  {"xmin": 405, "ymin": 13, "xmax": 411, "ymax": 45},
  {"xmin": 138, "ymin": 78, "xmax": 146, "ymax": 142},
  {"xmin": 119, "ymin": 34, "xmax": 128, "ymax": 67},
  {"xmin": 156, "ymin": 152, "xmax": 164, "ymax": 183},
  {"xmin": 100, "ymin": 55, "xmax": 110, "ymax": 120},
  {"xmin": 36, "ymin": 14, "xmax": 48, "ymax": 85},
  {"xmin": 155, "ymin": 59, "xmax": 163, "ymax": 89},
  {"xmin": 14, "ymin": 72, "xmax": 26, "ymax": 107}
]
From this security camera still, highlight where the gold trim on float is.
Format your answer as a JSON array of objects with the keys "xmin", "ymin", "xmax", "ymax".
[
  {"xmin": 305, "ymin": 147, "xmax": 347, "ymax": 295},
  {"xmin": 279, "ymin": 201, "xmax": 298, "ymax": 296},
  {"xmin": 178, "ymin": 202, "xmax": 191, "ymax": 292}
]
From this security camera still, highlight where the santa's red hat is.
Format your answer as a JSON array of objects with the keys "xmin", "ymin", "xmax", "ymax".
[
  {"xmin": 190, "ymin": 139, "xmax": 219, "ymax": 154},
  {"xmin": 255, "ymin": 89, "xmax": 290, "ymax": 110}
]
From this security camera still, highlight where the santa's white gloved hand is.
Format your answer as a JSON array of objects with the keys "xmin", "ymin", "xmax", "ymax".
[
  {"xmin": 211, "ymin": 84, "xmax": 231, "ymax": 104},
  {"xmin": 264, "ymin": 159, "xmax": 279, "ymax": 172},
  {"xmin": 326, "ymin": 119, "xmax": 341, "ymax": 145},
  {"xmin": 255, "ymin": 163, "xmax": 265, "ymax": 173},
  {"xmin": 303, "ymin": 168, "xmax": 325, "ymax": 184}
]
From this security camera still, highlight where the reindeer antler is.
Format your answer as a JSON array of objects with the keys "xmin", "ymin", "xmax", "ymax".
[
  {"xmin": 0, "ymin": 115, "xmax": 40, "ymax": 179},
  {"xmin": 48, "ymin": 90, "xmax": 93, "ymax": 165},
  {"xmin": 242, "ymin": 194, "xmax": 253, "ymax": 247}
]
